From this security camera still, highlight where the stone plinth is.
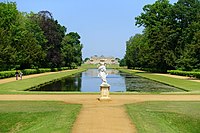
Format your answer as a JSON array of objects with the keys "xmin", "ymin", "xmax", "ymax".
[{"xmin": 98, "ymin": 83, "xmax": 111, "ymax": 101}]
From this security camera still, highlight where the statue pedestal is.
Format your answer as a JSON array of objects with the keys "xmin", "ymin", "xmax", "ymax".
[{"xmin": 98, "ymin": 83, "xmax": 111, "ymax": 101}]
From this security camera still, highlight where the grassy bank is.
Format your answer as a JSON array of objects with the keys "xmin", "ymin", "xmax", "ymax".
[
  {"xmin": 119, "ymin": 69, "xmax": 200, "ymax": 92},
  {"xmin": 0, "ymin": 68, "xmax": 86, "ymax": 94},
  {"xmin": 0, "ymin": 101, "xmax": 81, "ymax": 133},
  {"xmin": 126, "ymin": 101, "xmax": 200, "ymax": 133}
]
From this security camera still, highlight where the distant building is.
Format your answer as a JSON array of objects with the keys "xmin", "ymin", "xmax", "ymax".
[{"xmin": 85, "ymin": 55, "xmax": 119, "ymax": 65}]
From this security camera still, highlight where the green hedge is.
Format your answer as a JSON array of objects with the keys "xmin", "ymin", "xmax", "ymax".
[
  {"xmin": 0, "ymin": 71, "xmax": 16, "ymax": 79},
  {"xmin": 167, "ymin": 70, "xmax": 200, "ymax": 79},
  {"xmin": 0, "ymin": 67, "xmax": 70, "ymax": 79}
]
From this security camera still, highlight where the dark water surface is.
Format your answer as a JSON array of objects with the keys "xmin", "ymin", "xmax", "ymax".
[{"xmin": 31, "ymin": 69, "xmax": 183, "ymax": 92}]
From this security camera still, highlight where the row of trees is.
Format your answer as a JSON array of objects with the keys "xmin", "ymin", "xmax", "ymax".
[
  {"xmin": 125, "ymin": 0, "xmax": 200, "ymax": 72},
  {"xmin": 0, "ymin": 2, "xmax": 83, "ymax": 70}
]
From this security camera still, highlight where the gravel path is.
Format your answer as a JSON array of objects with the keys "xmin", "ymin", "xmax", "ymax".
[
  {"xmin": 0, "ymin": 70, "xmax": 72, "ymax": 84},
  {"xmin": 1, "ymin": 94, "xmax": 200, "ymax": 133},
  {"xmin": 152, "ymin": 73, "xmax": 200, "ymax": 82},
  {"xmin": 0, "ymin": 70, "xmax": 200, "ymax": 132},
  {"xmin": 1, "ymin": 70, "xmax": 200, "ymax": 84}
]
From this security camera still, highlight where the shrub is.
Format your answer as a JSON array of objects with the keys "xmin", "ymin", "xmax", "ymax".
[
  {"xmin": 0, "ymin": 71, "xmax": 15, "ymax": 79},
  {"xmin": 0, "ymin": 67, "xmax": 70, "ymax": 79},
  {"xmin": 168, "ymin": 70, "xmax": 200, "ymax": 79}
]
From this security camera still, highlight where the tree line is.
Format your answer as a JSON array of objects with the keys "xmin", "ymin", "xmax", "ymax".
[
  {"xmin": 0, "ymin": 2, "xmax": 83, "ymax": 70},
  {"xmin": 124, "ymin": 0, "xmax": 200, "ymax": 72}
]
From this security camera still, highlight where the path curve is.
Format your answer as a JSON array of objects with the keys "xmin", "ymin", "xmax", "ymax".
[{"xmin": 1, "ymin": 94, "xmax": 200, "ymax": 133}]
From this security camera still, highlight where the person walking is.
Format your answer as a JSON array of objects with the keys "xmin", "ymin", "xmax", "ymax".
[
  {"xmin": 15, "ymin": 70, "xmax": 19, "ymax": 80},
  {"xmin": 19, "ymin": 71, "xmax": 23, "ymax": 80}
]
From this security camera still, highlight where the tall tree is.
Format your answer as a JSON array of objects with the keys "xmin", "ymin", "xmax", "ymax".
[
  {"xmin": 37, "ymin": 11, "xmax": 66, "ymax": 68},
  {"xmin": 135, "ymin": 0, "xmax": 177, "ymax": 72},
  {"xmin": 0, "ymin": 2, "xmax": 18, "ymax": 70},
  {"xmin": 173, "ymin": 0, "xmax": 200, "ymax": 70},
  {"xmin": 61, "ymin": 32, "xmax": 83, "ymax": 68},
  {"xmin": 15, "ymin": 13, "xmax": 47, "ymax": 69},
  {"xmin": 0, "ymin": 2, "xmax": 83, "ymax": 70},
  {"xmin": 125, "ymin": 34, "xmax": 144, "ymax": 68}
]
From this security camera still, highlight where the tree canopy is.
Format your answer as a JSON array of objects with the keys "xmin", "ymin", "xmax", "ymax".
[
  {"xmin": 125, "ymin": 0, "xmax": 200, "ymax": 72},
  {"xmin": 0, "ymin": 2, "xmax": 83, "ymax": 70}
]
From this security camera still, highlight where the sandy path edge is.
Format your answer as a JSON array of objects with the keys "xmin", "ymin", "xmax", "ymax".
[
  {"xmin": 1, "ymin": 69, "xmax": 200, "ymax": 84},
  {"xmin": 152, "ymin": 73, "xmax": 200, "ymax": 82},
  {"xmin": 0, "ymin": 70, "xmax": 73, "ymax": 84},
  {"xmin": 1, "ymin": 94, "xmax": 200, "ymax": 133}
]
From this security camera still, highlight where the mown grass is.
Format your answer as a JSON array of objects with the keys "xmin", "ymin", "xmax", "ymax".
[
  {"xmin": 119, "ymin": 68, "xmax": 200, "ymax": 92},
  {"xmin": 0, "ymin": 101, "xmax": 81, "ymax": 133},
  {"xmin": 0, "ymin": 68, "xmax": 86, "ymax": 94},
  {"xmin": 126, "ymin": 101, "xmax": 200, "ymax": 133},
  {"xmin": 1, "ymin": 67, "xmax": 200, "ymax": 94}
]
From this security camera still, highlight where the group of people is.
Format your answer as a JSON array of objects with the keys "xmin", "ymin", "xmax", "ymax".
[{"xmin": 15, "ymin": 70, "xmax": 23, "ymax": 80}]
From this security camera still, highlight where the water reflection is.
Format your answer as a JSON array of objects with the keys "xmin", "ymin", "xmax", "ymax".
[
  {"xmin": 80, "ymin": 69, "xmax": 126, "ymax": 92},
  {"xmin": 124, "ymin": 74, "xmax": 182, "ymax": 92},
  {"xmin": 30, "ymin": 69, "xmax": 183, "ymax": 92},
  {"xmin": 32, "ymin": 74, "xmax": 82, "ymax": 91}
]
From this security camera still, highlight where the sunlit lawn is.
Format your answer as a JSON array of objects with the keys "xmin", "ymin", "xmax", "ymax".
[
  {"xmin": 0, "ymin": 101, "xmax": 81, "ymax": 133},
  {"xmin": 126, "ymin": 101, "xmax": 200, "ymax": 133},
  {"xmin": 1, "ymin": 67, "xmax": 200, "ymax": 94},
  {"xmin": 0, "ymin": 68, "xmax": 85, "ymax": 94}
]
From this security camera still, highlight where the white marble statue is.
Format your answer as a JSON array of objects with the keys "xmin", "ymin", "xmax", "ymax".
[{"xmin": 98, "ymin": 62, "xmax": 108, "ymax": 84}]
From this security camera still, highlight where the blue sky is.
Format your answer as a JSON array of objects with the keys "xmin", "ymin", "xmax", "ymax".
[{"xmin": 2, "ymin": 0, "xmax": 178, "ymax": 59}]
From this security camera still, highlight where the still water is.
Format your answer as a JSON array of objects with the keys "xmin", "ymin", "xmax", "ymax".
[{"xmin": 31, "ymin": 69, "xmax": 183, "ymax": 92}]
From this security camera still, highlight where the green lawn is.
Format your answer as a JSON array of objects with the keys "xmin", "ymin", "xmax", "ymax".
[
  {"xmin": 126, "ymin": 101, "xmax": 200, "ymax": 133},
  {"xmin": 0, "ymin": 101, "xmax": 81, "ymax": 133},
  {"xmin": 0, "ymin": 68, "xmax": 86, "ymax": 94},
  {"xmin": 119, "ymin": 68, "xmax": 200, "ymax": 92},
  {"xmin": 136, "ymin": 73, "xmax": 200, "ymax": 92},
  {"xmin": 1, "ymin": 67, "xmax": 200, "ymax": 94}
]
